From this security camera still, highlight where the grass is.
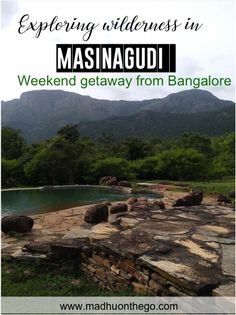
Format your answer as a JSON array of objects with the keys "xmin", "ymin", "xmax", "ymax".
[
  {"xmin": 135, "ymin": 177, "xmax": 235, "ymax": 195},
  {"xmin": 2, "ymin": 261, "xmax": 136, "ymax": 296},
  {"xmin": 174, "ymin": 179, "xmax": 235, "ymax": 195}
]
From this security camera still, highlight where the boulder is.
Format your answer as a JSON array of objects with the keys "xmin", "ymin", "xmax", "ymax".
[
  {"xmin": 109, "ymin": 212, "xmax": 127, "ymax": 224},
  {"xmin": 173, "ymin": 192, "xmax": 203, "ymax": 207},
  {"xmin": 153, "ymin": 200, "xmax": 166, "ymax": 209},
  {"xmin": 117, "ymin": 181, "xmax": 132, "ymax": 188},
  {"xmin": 1, "ymin": 215, "xmax": 34, "ymax": 234},
  {"xmin": 84, "ymin": 204, "xmax": 109, "ymax": 224},
  {"xmin": 99, "ymin": 176, "xmax": 118, "ymax": 186},
  {"xmin": 217, "ymin": 194, "xmax": 231, "ymax": 204},
  {"xmin": 228, "ymin": 191, "xmax": 235, "ymax": 199},
  {"xmin": 110, "ymin": 203, "xmax": 128, "ymax": 214},
  {"xmin": 99, "ymin": 176, "xmax": 110, "ymax": 185},
  {"xmin": 126, "ymin": 197, "xmax": 138, "ymax": 205},
  {"xmin": 119, "ymin": 217, "xmax": 140, "ymax": 229}
]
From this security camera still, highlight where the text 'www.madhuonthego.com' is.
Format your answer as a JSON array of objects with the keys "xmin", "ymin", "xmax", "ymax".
[{"xmin": 59, "ymin": 301, "xmax": 178, "ymax": 313}]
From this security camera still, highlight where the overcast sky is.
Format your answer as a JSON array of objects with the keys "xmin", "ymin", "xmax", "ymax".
[{"xmin": 1, "ymin": 0, "xmax": 235, "ymax": 101}]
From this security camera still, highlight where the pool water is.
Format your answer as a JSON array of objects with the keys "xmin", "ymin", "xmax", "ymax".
[
  {"xmin": 1, "ymin": 186, "xmax": 160, "ymax": 216},
  {"xmin": 1, "ymin": 187, "xmax": 133, "ymax": 216}
]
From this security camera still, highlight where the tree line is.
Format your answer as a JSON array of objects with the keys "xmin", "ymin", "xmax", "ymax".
[{"xmin": 1, "ymin": 125, "xmax": 234, "ymax": 187}]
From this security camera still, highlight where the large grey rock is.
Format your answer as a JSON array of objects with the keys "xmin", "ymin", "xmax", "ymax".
[
  {"xmin": 110, "ymin": 203, "xmax": 128, "ymax": 214},
  {"xmin": 217, "ymin": 194, "xmax": 231, "ymax": 204},
  {"xmin": 173, "ymin": 192, "xmax": 203, "ymax": 207},
  {"xmin": 84, "ymin": 204, "xmax": 109, "ymax": 224},
  {"xmin": 99, "ymin": 176, "xmax": 118, "ymax": 186},
  {"xmin": 117, "ymin": 181, "xmax": 132, "ymax": 188},
  {"xmin": 153, "ymin": 200, "xmax": 166, "ymax": 209},
  {"xmin": 228, "ymin": 191, "xmax": 235, "ymax": 198},
  {"xmin": 1, "ymin": 215, "xmax": 34, "ymax": 234}
]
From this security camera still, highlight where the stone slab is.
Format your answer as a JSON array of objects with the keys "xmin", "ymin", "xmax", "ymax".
[
  {"xmin": 221, "ymin": 245, "xmax": 235, "ymax": 277},
  {"xmin": 212, "ymin": 284, "xmax": 235, "ymax": 296}
]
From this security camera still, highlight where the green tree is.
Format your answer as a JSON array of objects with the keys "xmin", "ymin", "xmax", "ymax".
[
  {"xmin": 211, "ymin": 133, "xmax": 235, "ymax": 176},
  {"xmin": 2, "ymin": 159, "xmax": 23, "ymax": 187},
  {"xmin": 24, "ymin": 136, "xmax": 79, "ymax": 185},
  {"xmin": 57, "ymin": 124, "xmax": 80, "ymax": 143},
  {"xmin": 98, "ymin": 134, "xmax": 122, "ymax": 157},
  {"xmin": 2, "ymin": 127, "xmax": 25, "ymax": 159},
  {"xmin": 178, "ymin": 132, "xmax": 212, "ymax": 156},
  {"xmin": 131, "ymin": 157, "xmax": 159, "ymax": 180},
  {"xmin": 156, "ymin": 148, "xmax": 208, "ymax": 180},
  {"xmin": 24, "ymin": 129, "xmax": 96, "ymax": 185},
  {"xmin": 121, "ymin": 137, "xmax": 153, "ymax": 160},
  {"xmin": 94, "ymin": 157, "xmax": 134, "ymax": 180}
]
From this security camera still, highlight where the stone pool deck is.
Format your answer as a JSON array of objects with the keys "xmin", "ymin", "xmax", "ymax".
[{"xmin": 1, "ymin": 196, "xmax": 235, "ymax": 296}]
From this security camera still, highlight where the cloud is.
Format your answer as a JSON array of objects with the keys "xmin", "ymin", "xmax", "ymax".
[{"xmin": 1, "ymin": 0, "xmax": 19, "ymax": 29}]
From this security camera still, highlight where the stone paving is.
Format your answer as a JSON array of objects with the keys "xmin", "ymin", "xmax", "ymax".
[{"xmin": 1, "ymin": 199, "xmax": 235, "ymax": 296}]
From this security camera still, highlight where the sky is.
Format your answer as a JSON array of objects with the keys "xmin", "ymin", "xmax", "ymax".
[{"xmin": 1, "ymin": 0, "xmax": 235, "ymax": 101}]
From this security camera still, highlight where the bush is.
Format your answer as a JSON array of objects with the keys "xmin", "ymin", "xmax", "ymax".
[
  {"xmin": 131, "ymin": 157, "xmax": 159, "ymax": 180},
  {"xmin": 2, "ymin": 159, "xmax": 24, "ymax": 187},
  {"xmin": 155, "ymin": 148, "xmax": 208, "ymax": 180},
  {"xmin": 94, "ymin": 157, "xmax": 135, "ymax": 180}
]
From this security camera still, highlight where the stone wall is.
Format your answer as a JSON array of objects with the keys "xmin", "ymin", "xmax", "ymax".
[{"xmin": 79, "ymin": 247, "xmax": 193, "ymax": 296}]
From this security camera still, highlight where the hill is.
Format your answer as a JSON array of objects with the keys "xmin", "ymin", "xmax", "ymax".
[
  {"xmin": 80, "ymin": 106, "xmax": 235, "ymax": 139},
  {"xmin": 1, "ymin": 89, "xmax": 234, "ymax": 142},
  {"xmin": 142, "ymin": 89, "xmax": 233, "ymax": 113}
]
